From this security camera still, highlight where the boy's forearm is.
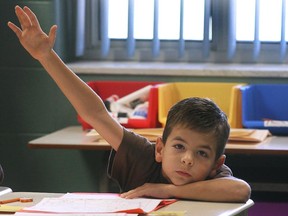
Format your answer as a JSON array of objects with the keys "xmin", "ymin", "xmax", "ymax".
[
  {"xmin": 39, "ymin": 50, "xmax": 105, "ymax": 121},
  {"xmin": 169, "ymin": 177, "xmax": 251, "ymax": 202},
  {"xmin": 37, "ymin": 50, "xmax": 123, "ymax": 149}
]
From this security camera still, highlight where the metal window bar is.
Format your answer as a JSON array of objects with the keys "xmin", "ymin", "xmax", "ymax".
[
  {"xmin": 75, "ymin": 0, "xmax": 86, "ymax": 57},
  {"xmin": 227, "ymin": 0, "xmax": 236, "ymax": 61},
  {"xmin": 86, "ymin": 0, "xmax": 99, "ymax": 48},
  {"xmin": 203, "ymin": 0, "xmax": 211, "ymax": 59},
  {"xmin": 280, "ymin": 0, "xmax": 287, "ymax": 62},
  {"xmin": 253, "ymin": 0, "xmax": 260, "ymax": 61},
  {"xmin": 127, "ymin": 0, "xmax": 135, "ymax": 58},
  {"xmin": 100, "ymin": 0, "xmax": 110, "ymax": 57},
  {"xmin": 53, "ymin": 0, "xmax": 64, "ymax": 56},
  {"xmin": 153, "ymin": 0, "xmax": 160, "ymax": 57},
  {"xmin": 178, "ymin": 0, "xmax": 185, "ymax": 58}
]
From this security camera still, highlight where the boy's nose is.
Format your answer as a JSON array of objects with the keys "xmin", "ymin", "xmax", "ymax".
[{"xmin": 181, "ymin": 153, "xmax": 194, "ymax": 166}]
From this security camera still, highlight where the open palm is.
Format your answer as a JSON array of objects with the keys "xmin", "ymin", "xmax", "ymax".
[{"xmin": 8, "ymin": 6, "xmax": 57, "ymax": 61}]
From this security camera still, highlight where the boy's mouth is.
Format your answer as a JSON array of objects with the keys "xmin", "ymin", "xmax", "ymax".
[{"xmin": 176, "ymin": 170, "xmax": 191, "ymax": 178}]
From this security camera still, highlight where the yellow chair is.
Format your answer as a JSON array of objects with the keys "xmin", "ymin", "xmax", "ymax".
[{"xmin": 158, "ymin": 82, "xmax": 245, "ymax": 128}]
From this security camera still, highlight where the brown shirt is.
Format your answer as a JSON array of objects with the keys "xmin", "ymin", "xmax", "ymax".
[{"xmin": 108, "ymin": 128, "xmax": 232, "ymax": 192}]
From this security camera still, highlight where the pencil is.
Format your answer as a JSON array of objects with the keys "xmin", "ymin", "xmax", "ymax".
[
  {"xmin": 19, "ymin": 198, "xmax": 33, "ymax": 203},
  {"xmin": 0, "ymin": 198, "xmax": 20, "ymax": 204}
]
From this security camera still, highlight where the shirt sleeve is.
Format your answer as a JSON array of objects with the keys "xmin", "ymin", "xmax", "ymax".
[
  {"xmin": 107, "ymin": 128, "xmax": 157, "ymax": 192},
  {"xmin": 214, "ymin": 164, "xmax": 233, "ymax": 178}
]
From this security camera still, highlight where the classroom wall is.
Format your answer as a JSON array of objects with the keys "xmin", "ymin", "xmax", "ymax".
[
  {"xmin": 0, "ymin": 0, "xmax": 108, "ymax": 193},
  {"xmin": 1, "ymin": 0, "xmax": 288, "ymax": 196}
]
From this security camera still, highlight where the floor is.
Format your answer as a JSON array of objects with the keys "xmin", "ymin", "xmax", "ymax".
[
  {"xmin": 248, "ymin": 202, "xmax": 288, "ymax": 216},
  {"xmin": 248, "ymin": 192, "xmax": 288, "ymax": 216}
]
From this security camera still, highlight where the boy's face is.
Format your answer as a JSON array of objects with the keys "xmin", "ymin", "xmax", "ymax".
[{"xmin": 155, "ymin": 125, "xmax": 225, "ymax": 186}]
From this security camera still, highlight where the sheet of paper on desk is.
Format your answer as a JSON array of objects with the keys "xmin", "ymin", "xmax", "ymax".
[
  {"xmin": 87, "ymin": 128, "xmax": 270, "ymax": 143},
  {"xmin": 22, "ymin": 193, "xmax": 176, "ymax": 214},
  {"xmin": 16, "ymin": 213, "xmax": 134, "ymax": 216},
  {"xmin": 264, "ymin": 120, "xmax": 288, "ymax": 127},
  {"xmin": 15, "ymin": 213, "xmax": 135, "ymax": 216},
  {"xmin": 228, "ymin": 129, "xmax": 270, "ymax": 143}
]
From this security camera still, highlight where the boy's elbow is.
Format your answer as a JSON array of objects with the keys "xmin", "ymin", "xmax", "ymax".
[{"xmin": 234, "ymin": 180, "xmax": 251, "ymax": 202}]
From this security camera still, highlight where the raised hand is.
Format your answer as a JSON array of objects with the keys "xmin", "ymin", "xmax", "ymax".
[{"xmin": 8, "ymin": 5, "xmax": 57, "ymax": 61}]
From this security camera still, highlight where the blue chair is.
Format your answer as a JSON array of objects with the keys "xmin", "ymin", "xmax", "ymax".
[{"xmin": 241, "ymin": 84, "xmax": 288, "ymax": 135}]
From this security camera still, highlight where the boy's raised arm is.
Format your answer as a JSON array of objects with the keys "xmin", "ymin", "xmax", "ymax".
[{"xmin": 8, "ymin": 6, "xmax": 123, "ymax": 151}]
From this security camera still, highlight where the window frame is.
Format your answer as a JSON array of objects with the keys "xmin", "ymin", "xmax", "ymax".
[{"xmin": 73, "ymin": 0, "xmax": 288, "ymax": 64}]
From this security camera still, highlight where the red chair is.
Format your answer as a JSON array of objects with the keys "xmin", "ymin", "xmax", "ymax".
[{"xmin": 77, "ymin": 81, "xmax": 163, "ymax": 130}]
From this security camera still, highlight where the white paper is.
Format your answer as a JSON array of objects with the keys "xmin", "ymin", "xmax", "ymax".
[
  {"xmin": 264, "ymin": 120, "xmax": 288, "ymax": 127},
  {"xmin": 22, "ymin": 193, "xmax": 163, "ymax": 214},
  {"xmin": 16, "ymin": 213, "xmax": 134, "ymax": 216}
]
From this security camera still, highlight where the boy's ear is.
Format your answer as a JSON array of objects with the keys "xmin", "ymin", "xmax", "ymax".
[
  {"xmin": 155, "ymin": 137, "xmax": 164, "ymax": 162},
  {"xmin": 209, "ymin": 155, "xmax": 226, "ymax": 178}
]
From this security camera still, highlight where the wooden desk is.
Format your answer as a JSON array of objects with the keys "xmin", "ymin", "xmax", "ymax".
[
  {"xmin": 0, "ymin": 192, "xmax": 254, "ymax": 216},
  {"xmin": 28, "ymin": 126, "xmax": 288, "ymax": 194},
  {"xmin": 29, "ymin": 126, "xmax": 111, "ymax": 151},
  {"xmin": 28, "ymin": 126, "xmax": 288, "ymax": 155}
]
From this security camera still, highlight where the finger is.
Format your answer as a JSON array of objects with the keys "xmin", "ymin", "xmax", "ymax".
[
  {"xmin": 7, "ymin": 21, "xmax": 22, "ymax": 39},
  {"xmin": 15, "ymin": 5, "xmax": 32, "ymax": 29},
  {"xmin": 48, "ymin": 25, "xmax": 58, "ymax": 48},
  {"xmin": 121, "ymin": 189, "xmax": 143, "ymax": 199},
  {"xmin": 120, "ymin": 191, "xmax": 135, "ymax": 199},
  {"xmin": 23, "ymin": 6, "xmax": 40, "ymax": 28},
  {"xmin": 121, "ymin": 193, "xmax": 137, "ymax": 199}
]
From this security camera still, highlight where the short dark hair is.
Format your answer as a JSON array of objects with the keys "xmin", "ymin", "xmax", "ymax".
[{"xmin": 162, "ymin": 97, "xmax": 230, "ymax": 160}]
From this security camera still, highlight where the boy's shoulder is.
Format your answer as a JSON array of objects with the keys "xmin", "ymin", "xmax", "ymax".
[
  {"xmin": 122, "ymin": 128, "xmax": 155, "ymax": 146},
  {"xmin": 113, "ymin": 128, "xmax": 156, "ymax": 159},
  {"xmin": 215, "ymin": 164, "xmax": 233, "ymax": 178}
]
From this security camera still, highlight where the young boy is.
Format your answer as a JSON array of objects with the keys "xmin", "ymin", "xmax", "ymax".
[{"xmin": 8, "ymin": 5, "xmax": 251, "ymax": 202}]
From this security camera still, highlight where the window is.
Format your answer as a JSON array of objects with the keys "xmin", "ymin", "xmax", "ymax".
[
  {"xmin": 108, "ymin": 0, "xmax": 206, "ymax": 40},
  {"xmin": 236, "ymin": 0, "xmax": 286, "ymax": 42},
  {"xmin": 74, "ymin": 0, "xmax": 288, "ymax": 64}
]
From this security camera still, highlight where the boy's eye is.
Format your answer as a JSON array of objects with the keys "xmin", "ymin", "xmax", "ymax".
[
  {"xmin": 173, "ymin": 144, "xmax": 185, "ymax": 150},
  {"xmin": 198, "ymin": 150, "xmax": 208, "ymax": 158}
]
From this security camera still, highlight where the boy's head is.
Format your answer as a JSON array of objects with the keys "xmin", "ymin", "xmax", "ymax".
[{"xmin": 162, "ymin": 97, "xmax": 230, "ymax": 160}]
